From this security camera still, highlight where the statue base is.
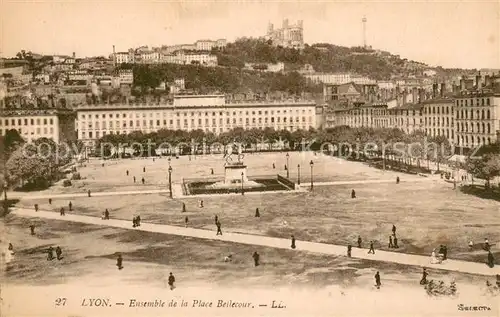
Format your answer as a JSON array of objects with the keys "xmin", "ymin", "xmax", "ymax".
[{"xmin": 224, "ymin": 162, "xmax": 248, "ymax": 184}]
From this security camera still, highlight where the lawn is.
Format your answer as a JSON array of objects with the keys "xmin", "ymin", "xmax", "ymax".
[
  {"xmin": 12, "ymin": 152, "xmax": 406, "ymax": 196},
  {"xmin": 16, "ymin": 179, "xmax": 500, "ymax": 263}
]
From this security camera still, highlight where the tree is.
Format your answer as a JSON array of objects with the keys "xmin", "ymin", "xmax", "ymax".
[
  {"xmin": 466, "ymin": 154, "xmax": 500, "ymax": 188},
  {"xmin": 6, "ymin": 144, "xmax": 53, "ymax": 189}
]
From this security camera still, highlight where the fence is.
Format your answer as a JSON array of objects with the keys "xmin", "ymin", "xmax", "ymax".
[{"xmin": 277, "ymin": 174, "xmax": 296, "ymax": 190}]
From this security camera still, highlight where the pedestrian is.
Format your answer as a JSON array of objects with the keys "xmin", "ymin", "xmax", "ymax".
[
  {"xmin": 375, "ymin": 271, "xmax": 381, "ymax": 289},
  {"xmin": 351, "ymin": 189, "xmax": 356, "ymax": 198},
  {"xmin": 284, "ymin": 164, "xmax": 287, "ymax": 171},
  {"xmin": 392, "ymin": 224, "xmax": 396, "ymax": 235},
  {"xmin": 168, "ymin": 272, "xmax": 175, "ymax": 290},
  {"xmin": 60, "ymin": 207, "xmax": 65, "ymax": 216},
  {"xmin": 420, "ymin": 268, "xmax": 428, "ymax": 285},
  {"xmin": 87, "ymin": 189, "xmax": 91, "ymax": 197},
  {"xmin": 182, "ymin": 203, "xmax": 186, "ymax": 213},
  {"xmin": 347, "ymin": 244, "xmax": 352, "ymax": 257},
  {"xmin": 216, "ymin": 221, "xmax": 222, "ymax": 235},
  {"xmin": 200, "ymin": 200, "xmax": 204, "ymax": 208},
  {"xmin": 126, "ymin": 170, "xmax": 129, "ymax": 176},
  {"xmin": 102, "ymin": 163, "xmax": 104, "ymax": 167},
  {"xmin": 484, "ymin": 238, "xmax": 490, "ymax": 251},
  {"xmin": 104, "ymin": 209, "xmax": 110, "ymax": 220},
  {"xmin": 487, "ymin": 251, "xmax": 494, "ymax": 268},
  {"xmin": 185, "ymin": 216, "xmax": 188, "ymax": 228},
  {"xmin": 68, "ymin": 201, "xmax": 72, "ymax": 211},
  {"xmin": 291, "ymin": 235, "xmax": 296, "ymax": 249},
  {"xmin": 132, "ymin": 216, "xmax": 137, "ymax": 228},
  {"xmin": 47, "ymin": 246, "xmax": 54, "ymax": 261},
  {"xmin": 143, "ymin": 167, "xmax": 146, "ymax": 173},
  {"xmin": 496, "ymin": 274, "xmax": 500, "ymax": 288},
  {"xmin": 468, "ymin": 240, "xmax": 474, "ymax": 250},
  {"xmin": 255, "ymin": 208, "xmax": 260, "ymax": 217},
  {"xmin": 272, "ymin": 163, "xmax": 275, "ymax": 169},
  {"xmin": 8, "ymin": 243, "xmax": 13, "ymax": 251},
  {"xmin": 443, "ymin": 245, "xmax": 448, "ymax": 260},
  {"xmin": 214, "ymin": 215, "xmax": 218, "ymax": 225},
  {"xmin": 117, "ymin": 254, "xmax": 123, "ymax": 270},
  {"xmin": 357, "ymin": 236, "xmax": 362, "ymax": 248},
  {"xmin": 253, "ymin": 251, "xmax": 260, "ymax": 267},
  {"xmin": 393, "ymin": 235, "xmax": 399, "ymax": 248},
  {"xmin": 141, "ymin": 177, "xmax": 145, "ymax": 184},
  {"xmin": 396, "ymin": 176, "xmax": 400, "ymax": 184},
  {"xmin": 153, "ymin": 158, "xmax": 155, "ymax": 162},
  {"xmin": 133, "ymin": 176, "xmax": 136, "ymax": 183},
  {"xmin": 55, "ymin": 246, "xmax": 62, "ymax": 260},
  {"xmin": 30, "ymin": 224, "xmax": 35, "ymax": 235},
  {"xmin": 210, "ymin": 168, "xmax": 214, "ymax": 175},
  {"xmin": 136, "ymin": 215, "xmax": 141, "ymax": 227},
  {"xmin": 48, "ymin": 198, "xmax": 52, "ymax": 204},
  {"xmin": 368, "ymin": 241, "xmax": 375, "ymax": 254},
  {"xmin": 34, "ymin": 204, "xmax": 39, "ymax": 212},
  {"xmin": 388, "ymin": 235, "xmax": 393, "ymax": 248}
]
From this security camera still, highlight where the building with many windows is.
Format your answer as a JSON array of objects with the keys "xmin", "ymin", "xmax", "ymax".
[
  {"xmin": 265, "ymin": 19, "xmax": 304, "ymax": 49},
  {"xmin": 0, "ymin": 108, "xmax": 76, "ymax": 144},
  {"xmin": 75, "ymin": 95, "xmax": 318, "ymax": 146}
]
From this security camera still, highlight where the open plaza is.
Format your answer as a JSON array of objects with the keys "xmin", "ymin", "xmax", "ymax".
[{"xmin": 2, "ymin": 151, "xmax": 499, "ymax": 316}]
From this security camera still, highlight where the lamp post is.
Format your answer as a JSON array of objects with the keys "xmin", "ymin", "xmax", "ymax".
[
  {"xmin": 241, "ymin": 172, "xmax": 244, "ymax": 195},
  {"xmin": 168, "ymin": 165, "xmax": 173, "ymax": 198},
  {"xmin": 297, "ymin": 164, "xmax": 301, "ymax": 185},
  {"xmin": 309, "ymin": 160, "xmax": 314, "ymax": 191},
  {"xmin": 286, "ymin": 152, "xmax": 290, "ymax": 178},
  {"xmin": 168, "ymin": 156, "xmax": 171, "ymax": 167},
  {"xmin": 3, "ymin": 184, "xmax": 7, "ymax": 214}
]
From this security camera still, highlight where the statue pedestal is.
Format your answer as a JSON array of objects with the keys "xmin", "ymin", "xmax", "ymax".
[{"xmin": 224, "ymin": 162, "xmax": 248, "ymax": 184}]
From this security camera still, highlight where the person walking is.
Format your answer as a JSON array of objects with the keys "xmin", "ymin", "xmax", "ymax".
[
  {"xmin": 488, "ymin": 251, "xmax": 495, "ymax": 268},
  {"xmin": 396, "ymin": 176, "xmax": 400, "ymax": 184},
  {"xmin": 126, "ymin": 170, "xmax": 129, "ymax": 176},
  {"xmin": 392, "ymin": 224, "xmax": 396, "ymax": 235},
  {"xmin": 117, "ymin": 254, "xmax": 123, "ymax": 270},
  {"xmin": 468, "ymin": 240, "xmax": 474, "ymax": 250},
  {"xmin": 393, "ymin": 235, "xmax": 399, "ymax": 248},
  {"xmin": 47, "ymin": 246, "xmax": 55, "ymax": 261},
  {"xmin": 484, "ymin": 238, "xmax": 490, "ymax": 251},
  {"xmin": 60, "ymin": 207, "xmax": 65, "ymax": 216},
  {"xmin": 216, "ymin": 221, "xmax": 222, "ymax": 235},
  {"xmin": 375, "ymin": 271, "xmax": 381, "ymax": 289},
  {"xmin": 351, "ymin": 189, "xmax": 356, "ymax": 198},
  {"xmin": 143, "ymin": 167, "xmax": 146, "ymax": 173},
  {"xmin": 30, "ymin": 224, "xmax": 35, "ymax": 235},
  {"xmin": 200, "ymin": 200, "xmax": 204, "ymax": 208},
  {"xmin": 388, "ymin": 235, "xmax": 394, "ymax": 248},
  {"xmin": 272, "ymin": 163, "xmax": 275, "ymax": 169},
  {"xmin": 291, "ymin": 235, "xmax": 296, "ymax": 249},
  {"xmin": 104, "ymin": 209, "xmax": 110, "ymax": 220},
  {"xmin": 185, "ymin": 216, "xmax": 189, "ymax": 228},
  {"xmin": 34, "ymin": 204, "xmax": 39, "ymax": 212},
  {"xmin": 357, "ymin": 236, "xmax": 362, "ymax": 248},
  {"xmin": 68, "ymin": 201, "xmax": 72, "ymax": 211},
  {"xmin": 136, "ymin": 215, "xmax": 141, "ymax": 227},
  {"xmin": 55, "ymin": 246, "xmax": 62, "ymax": 260},
  {"xmin": 133, "ymin": 176, "xmax": 136, "ymax": 183},
  {"xmin": 443, "ymin": 245, "xmax": 448, "ymax": 260},
  {"xmin": 255, "ymin": 208, "xmax": 260, "ymax": 217},
  {"xmin": 347, "ymin": 244, "xmax": 352, "ymax": 257},
  {"xmin": 132, "ymin": 216, "xmax": 137, "ymax": 228},
  {"xmin": 420, "ymin": 268, "xmax": 428, "ymax": 285},
  {"xmin": 48, "ymin": 198, "xmax": 52, "ymax": 204},
  {"xmin": 168, "ymin": 272, "xmax": 176, "ymax": 290},
  {"xmin": 182, "ymin": 203, "xmax": 186, "ymax": 213},
  {"xmin": 252, "ymin": 251, "xmax": 260, "ymax": 267},
  {"xmin": 87, "ymin": 189, "xmax": 91, "ymax": 197},
  {"xmin": 368, "ymin": 241, "xmax": 375, "ymax": 254},
  {"xmin": 141, "ymin": 177, "xmax": 145, "ymax": 184},
  {"xmin": 214, "ymin": 215, "xmax": 218, "ymax": 225}
]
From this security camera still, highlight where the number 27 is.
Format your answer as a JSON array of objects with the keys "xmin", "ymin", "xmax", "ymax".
[{"xmin": 55, "ymin": 298, "xmax": 67, "ymax": 306}]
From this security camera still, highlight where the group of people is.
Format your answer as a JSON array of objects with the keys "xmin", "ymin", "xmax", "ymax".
[
  {"xmin": 132, "ymin": 215, "xmax": 141, "ymax": 228},
  {"xmin": 47, "ymin": 246, "xmax": 63, "ymax": 261},
  {"xmin": 430, "ymin": 245, "xmax": 448, "ymax": 264},
  {"xmin": 388, "ymin": 225, "xmax": 399, "ymax": 249}
]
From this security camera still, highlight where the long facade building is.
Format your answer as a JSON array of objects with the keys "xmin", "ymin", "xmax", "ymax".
[
  {"xmin": 0, "ymin": 108, "xmax": 76, "ymax": 144},
  {"xmin": 75, "ymin": 95, "xmax": 319, "ymax": 146}
]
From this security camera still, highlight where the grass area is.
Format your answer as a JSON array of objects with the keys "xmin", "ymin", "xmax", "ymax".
[
  {"xmin": 16, "ymin": 179, "xmax": 500, "ymax": 263},
  {"xmin": 11, "ymin": 152, "xmax": 406, "ymax": 196},
  {"xmin": 460, "ymin": 185, "xmax": 500, "ymax": 202},
  {"xmin": 1, "ymin": 216, "xmax": 490, "ymax": 290}
]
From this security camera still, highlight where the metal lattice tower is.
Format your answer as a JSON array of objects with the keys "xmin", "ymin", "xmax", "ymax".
[{"xmin": 362, "ymin": 16, "xmax": 367, "ymax": 48}]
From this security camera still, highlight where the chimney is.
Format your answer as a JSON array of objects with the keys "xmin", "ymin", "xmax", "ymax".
[
  {"xmin": 440, "ymin": 83, "xmax": 445, "ymax": 97},
  {"xmin": 476, "ymin": 72, "xmax": 482, "ymax": 89},
  {"xmin": 432, "ymin": 83, "xmax": 438, "ymax": 98},
  {"xmin": 72, "ymin": 52, "xmax": 76, "ymax": 58}
]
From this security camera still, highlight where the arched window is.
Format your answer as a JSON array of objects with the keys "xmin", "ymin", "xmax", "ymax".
[
  {"xmin": 487, "ymin": 123, "xmax": 491, "ymax": 134},
  {"xmin": 482, "ymin": 110, "xmax": 485, "ymax": 119},
  {"xmin": 487, "ymin": 110, "xmax": 490, "ymax": 119},
  {"xmin": 476, "ymin": 122, "xmax": 480, "ymax": 133},
  {"xmin": 488, "ymin": 137, "xmax": 491, "ymax": 144},
  {"xmin": 476, "ymin": 110, "xmax": 480, "ymax": 119},
  {"xmin": 470, "ymin": 110, "xmax": 474, "ymax": 119},
  {"xmin": 482, "ymin": 123, "xmax": 485, "ymax": 133},
  {"xmin": 477, "ymin": 136, "xmax": 481, "ymax": 144},
  {"xmin": 465, "ymin": 135, "xmax": 468, "ymax": 144}
]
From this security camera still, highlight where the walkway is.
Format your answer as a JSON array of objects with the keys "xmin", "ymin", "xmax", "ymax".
[
  {"xmin": 9, "ymin": 176, "xmax": 438, "ymax": 201},
  {"xmin": 11, "ymin": 208, "xmax": 499, "ymax": 277}
]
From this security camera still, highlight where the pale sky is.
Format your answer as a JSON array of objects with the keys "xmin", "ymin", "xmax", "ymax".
[{"xmin": 1, "ymin": 0, "xmax": 499, "ymax": 69}]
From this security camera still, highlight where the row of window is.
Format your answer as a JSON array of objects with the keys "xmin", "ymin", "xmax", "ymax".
[
  {"xmin": 79, "ymin": 109, "xmax": 313, "ymax": 120},
  {"xmin": 457, "ymin": 135, "xmax": 493, "ymax": 146},
  {"xmin": 0, "ymin": 127, "xmax": 54, "ymax": 136},
  {"xmin": 457, "ymin": 122, "xmax": 492, "ymax": 134},
  {"xmin": 424, "ymin": 117, "xmax": 454, "ymax": 127},
  {"xmin": 81, "ymin": 125, "xmax": 312, "ymax": 139},
  {"xmin": 456, "ymin": 109, "xmax": 491, "ymax": 120},
  {"xmin": 0, "ymin": 118, "xmax": 55, "ymax": 127},
  {"xmin": 456, "ymin": 98, "xmax": 492, "ymax": 107},
  {"xmin": 425, "ymin": 128, "xmax": 454, "ymax": 140}
]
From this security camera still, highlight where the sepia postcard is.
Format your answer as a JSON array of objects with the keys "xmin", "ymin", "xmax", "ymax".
[{"xmin": 1, "ymin": 0, "xmax": 499, "ymax": 316}]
